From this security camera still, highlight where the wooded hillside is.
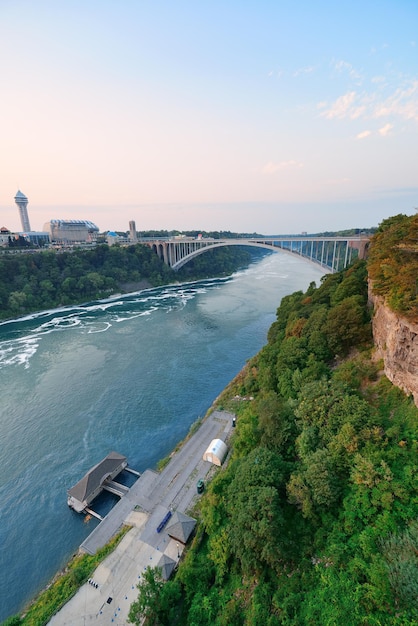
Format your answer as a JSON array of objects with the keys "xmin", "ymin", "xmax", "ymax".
[{"xmin": 129, "ymin": 258, "xmax": 418, "ymax": 625}]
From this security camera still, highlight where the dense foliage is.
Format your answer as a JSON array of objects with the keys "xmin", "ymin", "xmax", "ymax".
[
  {"xmin": 129, "ymin": 259, "xmax": 418, "ymax": 625},
  {"xmin": 368, "ymin": 213, "xmax": 418, "ymax": 319},
  {"xmin": 0, "ymin": 243, "xmax": 258, "ymax": 320},
  {"xmin": 0, "ymin": 245, "xmax": 173, "ymax": 319}
]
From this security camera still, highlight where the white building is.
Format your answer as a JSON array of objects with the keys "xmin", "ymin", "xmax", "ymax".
[
  {"xmin": 203, "ymin": 439, "xmax": 228, "ymax": 466},
  {"xmin": 44, "ymin": 219, "xmax": 99, "ymax": 244}
]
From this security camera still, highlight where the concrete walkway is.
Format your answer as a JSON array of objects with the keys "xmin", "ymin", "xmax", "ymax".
[{"xmin": 48, "ymin": 410, "xmax": 234, "ymax": 625}]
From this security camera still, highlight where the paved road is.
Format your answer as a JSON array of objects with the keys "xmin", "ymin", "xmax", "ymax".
[
  {"xmin": 81, "ymin": 409, "xmax": 234, "ymax": 555},
  {"xmin": 49, "ymin": 410, "xmax": 235, "ymax": 625}
]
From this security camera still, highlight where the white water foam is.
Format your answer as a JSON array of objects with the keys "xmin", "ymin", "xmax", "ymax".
[{"xmin": 0, "ymin": 337, "xmax": 40, "ymax": 369}]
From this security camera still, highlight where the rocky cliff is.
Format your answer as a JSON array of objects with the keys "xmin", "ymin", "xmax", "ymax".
[{"xmin": 370, "ymin": 286, "xmax": 418, "ymax": 406}]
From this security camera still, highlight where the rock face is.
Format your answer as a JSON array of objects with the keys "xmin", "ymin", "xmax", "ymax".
[{"xmin": 370, "ymin": 287, "xmax": 418, "ymax": 406}]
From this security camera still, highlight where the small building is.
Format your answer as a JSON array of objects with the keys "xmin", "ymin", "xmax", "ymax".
[
  {"xmin": 157, "ymin": 554, "xmax": 177, "ymax": 580},
  {"xmin": 0, "ymin": 227, "xmax": 11, "ymax": 246},
  {"xmin": 203, "ymin": 438, "xmax": 228, "ymax": 466},
  {"xmin": 67, "ymin": 451, "xmax": 127, "ymax": 513},
  {"xmin": 106, "ymin": 231, "xmax": 120, "ymax": 246},
  {"xmin": 165, "ymin": 511, "xmax": 197, "ymax": 544}
]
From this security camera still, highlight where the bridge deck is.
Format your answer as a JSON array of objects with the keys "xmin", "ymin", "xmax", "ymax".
[{"xmin": 141, "ymin": 235, "xmax": 369, "ymax": 272}]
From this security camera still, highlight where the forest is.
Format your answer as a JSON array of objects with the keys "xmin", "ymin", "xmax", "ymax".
[
  {"xmin": 127, "ymin": 218, "xmax": 417, "ymax": 625},
  {"xmin": 0, "ymin": 242, "xmax": 259, "ymax": 321}
]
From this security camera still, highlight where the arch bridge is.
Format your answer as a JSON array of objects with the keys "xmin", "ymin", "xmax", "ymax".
[{"xmin": 140, "ymin": 235, "xmax": 369, "ymax": 273}]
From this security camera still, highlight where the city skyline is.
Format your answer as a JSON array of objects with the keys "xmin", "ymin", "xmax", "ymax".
[{"xmin": 1, "ymin": 1, "xmax": 417, "ymax": 234}]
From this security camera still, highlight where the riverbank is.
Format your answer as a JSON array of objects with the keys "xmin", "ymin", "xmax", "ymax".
[{"xmin": 13, "ymin": 409, "xmax": 235, "ymax": 626}]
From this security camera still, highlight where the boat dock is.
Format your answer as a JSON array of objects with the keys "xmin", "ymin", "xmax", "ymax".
[{"xmin": 67, "ymin": 451, "xmax": 139, "ymax": 515}]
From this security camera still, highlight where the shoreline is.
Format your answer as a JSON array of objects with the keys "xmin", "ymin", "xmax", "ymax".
[
  {"xmin": 17, "ymin": 407, "xmax": 237, "ymax": 625},
  {"xmin": 10, "ymin": 352, "xmax": 246, "ymax": 623}
]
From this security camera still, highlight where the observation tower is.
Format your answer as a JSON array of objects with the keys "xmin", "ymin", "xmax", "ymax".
[{"xmin": 14, "ymin": 190, "xmax": 31, "ymax": 232}]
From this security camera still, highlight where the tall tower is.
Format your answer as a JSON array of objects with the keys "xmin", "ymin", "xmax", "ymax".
[
  {"xmin": 14, "ymin": 190, "xmax": 31, "ymax": 232},
  {"xmin": 129, "ymin": 220, "xmax": 137, "ymax": 242}
]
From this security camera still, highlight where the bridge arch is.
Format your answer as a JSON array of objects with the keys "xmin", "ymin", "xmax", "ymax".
[
  {"xmin": 143, "ymin": 236, "xmax": 368, "ymax": 273},
  {"xmin": 172, "ymin": 241, "xmax": 277, "ymax": 270}
]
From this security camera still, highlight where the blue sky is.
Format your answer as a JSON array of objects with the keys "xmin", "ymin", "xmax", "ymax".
[{"xmin": 1, "ymin": 0, "xmax": 417, "ymax": 233}]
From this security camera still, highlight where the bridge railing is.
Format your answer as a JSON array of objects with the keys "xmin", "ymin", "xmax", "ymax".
[{"xmin": 141, "ymin": 236, "xmax": 369, "ymax": 273}]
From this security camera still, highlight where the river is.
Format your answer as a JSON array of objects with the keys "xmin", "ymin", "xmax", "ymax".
[{"xmin": 0, "ymin": 251, "xmax": 324, "ymax": 620}]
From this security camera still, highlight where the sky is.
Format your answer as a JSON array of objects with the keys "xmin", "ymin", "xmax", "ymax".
[{"xmin": 1, "ymin": 0, "xmax": 417, "ymax": 234}]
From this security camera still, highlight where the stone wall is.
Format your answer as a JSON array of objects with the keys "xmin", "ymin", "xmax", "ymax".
[{"xmin": 369, "ymin": 285, "xmax": 418, "ymax": 406}]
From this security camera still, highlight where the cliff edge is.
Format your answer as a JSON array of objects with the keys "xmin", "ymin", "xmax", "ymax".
[{"xmin": 370, "ymin": 285, "xmax": 418, "ymax": 406}]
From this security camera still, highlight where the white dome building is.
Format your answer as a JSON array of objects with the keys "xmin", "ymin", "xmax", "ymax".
[{"xmin": 203, "ymin": 439, "xmax": 228, "ymax": 466}]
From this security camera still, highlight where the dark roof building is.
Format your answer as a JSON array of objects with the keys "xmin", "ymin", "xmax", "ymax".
[
  {"xmin": 67, "ymin": 451, "xmax": 127, "ymax": 513},
  {"xmin": 165, "ymin": 511, "xmax": 196, "ymax": 544},
  {"xmin": 157, "ymin": 554, "xmax": 177, "ymax": 580}
]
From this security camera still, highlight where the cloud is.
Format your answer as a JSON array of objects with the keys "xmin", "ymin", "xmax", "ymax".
[
  {"xmin": 378, "ymin": 123, "xmax": 393, "ymax": 136},
  {"xmin": 320, "ymin": 80, "xmax": 418, "ymax": 123},
  {"xmin": 262, "ymin": 160, "xmax": 303, "ymax": 174},
  {"xmin": 356, "ymin": 130, "xmax": 372, "ymax": 140},
  {"xmin": 332, "ymin": 60, "xmax": 362, "ymax": 82},
  {"xmin": 373, "ymin": 81, "xmax": 418, "ymax": 121},
  {"xmin": 268, "ymin": 69, "xmax": 283, "ymax": 78},
  {"xmin": 321, "ymin": 91, "xmax": 366, "ymax": 119},
  {"xmin": 293, "ymin": 66, "xmax": 315, "ymax": 77}
]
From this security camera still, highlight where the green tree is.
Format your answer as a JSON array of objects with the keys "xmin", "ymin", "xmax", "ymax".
[
  {"xmin": 8, "ymin": 290, "xmax": 27, "ymax": 314},
  {"xmin": 128, "ymin": 566, "xmax": 181, "ymax": 626},
  {"xmin": 380, "ymin": 520, "xmax": 418, "ymax": 608},
  {"xmin": 256, "ymin": 390, "xmax": 294, "ymax": 453},
  {"xmin": 226, "ymin": 448, "xmax": 289, "ymax": 572},
  {"xmin": 325, "ymin": 295, "xmax": 371, "ymax": 356}
]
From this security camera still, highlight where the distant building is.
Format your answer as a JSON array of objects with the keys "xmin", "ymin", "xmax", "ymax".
[
  {"xmin": 14, "ymin": 190, "xmax": 31, "ymax": 232},
  {"xmin": 129, "ymin": 220, "xmax": 137, "ymax": 243},
  {"xmin": 21, "ymin": 231, "xmax": 50, "ymax": 247},
  {"xmin": 44, "ymin": 219, "xmax": 99, "ymax": 244},
  {"xmin": 106, "ymin": 231, "xmax": 120, "ymax": 246},
  {"xmin": 0, "ymin": 226, "xmax": 49, "ymax": 248},
  {"xmin": 0, "ymin": 226, "xmax": 11, "ymax": 246}
]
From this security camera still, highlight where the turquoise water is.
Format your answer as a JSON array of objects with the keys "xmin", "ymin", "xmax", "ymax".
[{"xmin": 0, "ymin": 252, "xmax": 324, "ymax": 620}]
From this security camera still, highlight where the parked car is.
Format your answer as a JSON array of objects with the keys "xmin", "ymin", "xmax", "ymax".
[{"xmin": 197, "ymin": 479, "xmax": 205, "ymax": 494}]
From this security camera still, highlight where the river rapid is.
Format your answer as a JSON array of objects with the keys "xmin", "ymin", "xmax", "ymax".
[{"xmin": 0, "ymin": 252, "xmax": 324, "ymax": 620}]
